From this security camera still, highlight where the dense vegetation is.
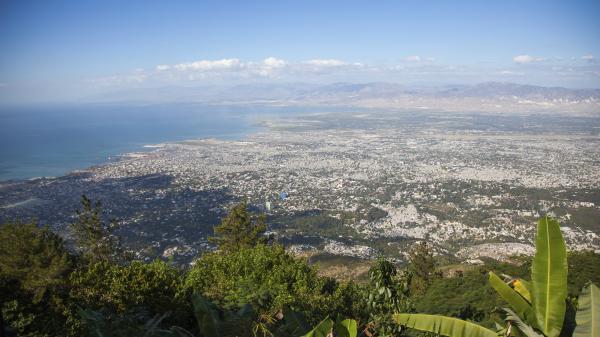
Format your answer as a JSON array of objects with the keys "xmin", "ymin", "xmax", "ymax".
[{"xmin": 1, "ymin": 196, "xmax": 598, "ymax": 336}]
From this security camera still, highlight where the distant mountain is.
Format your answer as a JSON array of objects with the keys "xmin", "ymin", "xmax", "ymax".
[
  {"xmin": 436, "ymin": 82, "xmax": 600, "ymax": 100},
  {"xmin": 86, "ymin": 82, "xmax": 600, "ymax": 115}
]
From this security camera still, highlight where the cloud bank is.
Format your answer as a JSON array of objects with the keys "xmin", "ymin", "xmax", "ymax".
[{"xmin": 67, "ymin": 54, "xmax": 600, "ymax": 91}]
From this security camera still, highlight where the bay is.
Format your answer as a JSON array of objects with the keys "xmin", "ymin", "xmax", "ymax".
[{"xmin": 0, "ymin": 103, "xmax": 276, "ymax": 181}]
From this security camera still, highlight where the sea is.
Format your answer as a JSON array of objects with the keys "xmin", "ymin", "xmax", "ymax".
[{"xmin": 0, "ymin": 103, "xmax": 289, "ymax": 181}]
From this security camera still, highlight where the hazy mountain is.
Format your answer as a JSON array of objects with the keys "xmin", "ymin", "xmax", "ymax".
[{"xmin": 85, "ymin": 82, "xmax": 600, "ymax": 115}]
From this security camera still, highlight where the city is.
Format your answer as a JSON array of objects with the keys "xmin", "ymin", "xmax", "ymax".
[{"xmin": 1, "ymin": 109, "xmax": 599, "ymax": 265}]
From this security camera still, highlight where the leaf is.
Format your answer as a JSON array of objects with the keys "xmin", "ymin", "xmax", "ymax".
[
  {"xmin": 502, "ymin": 308, "xmax": 544, "ymax": 337},
  {"xmin": 531, "ymin": 216, "xmax": 568, "ymax": 337},
  {"xmin": 489, "ymin": 271, "xmax": 534, "ymax": 324},
  {"xmin": 335, "ymin": 318, "xmax": 357, "ymax": 337},
  {"xmin": 191, "ymin": 294, "xmax": 222, "ymax": 337},
  {"xmin": 302, "ymin": 317, "xmax": 333, "ymax": 337},
  {"xmin": 169, "ymin": 326, "xmax": 197, "ymax": 337},
  {"xmin": 393, "ymin": 313, "xmax": 499, "ymax": 337},
  {"xmin": 573, "ymin": 283, "xmax": 600, "ymax": 337},
  {"xmin": 512, "ymin": 279, "xmax": 532, "ymax": 303},
  {"xmin": 275, "ymin": 307, "xmax": 311, "ymax": 336}
]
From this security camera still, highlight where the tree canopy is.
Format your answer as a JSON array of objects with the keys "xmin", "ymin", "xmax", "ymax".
[{"xmin": 209, "ymin": 199, "xmax": 270, "ymax": 252}]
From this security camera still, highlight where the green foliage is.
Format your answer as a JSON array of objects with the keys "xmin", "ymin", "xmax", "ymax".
[
  {"xmin": 190, "ymin": 294, "xmax": 254, "ymax": 337},
  {"xmin": 184, "ymin": 244, "xmax": 355, "ymax": 326},
  {"xmin": 501, "ymin": 308, "xmax": 544, "ymax": 337},
  {"xmin": 78, "ymin": 308, "xmax": 188, "ymax": 337},
  {"xmin": 399, "ymin": 216, "xmax": 581, "ymax": 337},
  {"xmin": 4, "ymin": 196, "xmax": 599, "ymax": 337},
  {"xmin": 70, "ymin": 195, "xmax": 124, "ymax": 263},
  {"xmin": 512, "ymin": 278, "xmax": 533, "ymax": 303},
  {"xmin": 209, "ymin": 200, "xmax": 270, "ymax": 252},
  {"xmin": 488, "ymin": 271, "xmax": 535, "ymax": 325},
  {"xmin": 69, "ymin": 260, "xmax": 190, "ymax": 329},
  {"xmin": 366, "ymin": 258, "xmax": 410, "ymax": 336},
  {"xmin": 407, "ymin": 242, "xmax": 437, "ymax": 297},
  {"xmin": 272, "ymin": 307, "xmax": 311, "ymax": 336},
  {"xmin": 393, "ymin": 313, "xmax": 499, "ymax": 337},
  {"xmin": 415, "ymin": 268, "xmax": 503, "ymax": 327},
  {"xmin": 531, "ymin": 216, "xmax": 568, "ymax": 337},
  {"xmin": 302, "ymin": 317, "xmax": 334, "ymax": 337},
  {"xmin": 335, "ymin": 316, "xmax": 358, "ymax": 337},
  {"xmin": 573, "ymin": 283, "xmax": 599, "ymax": 337},
  {"xmin": 567, "ymin": 251, "xmax": 600, "ymax": 297},
  {"xmin": 302, "ymin": 316, "xmax": 358, "ymax": 337},
  {"xmin": 0, "ymin": 222, "xmax": 71, "ymax": 302},
  {"xmin": 0, "ymin": 221, "xmax": 73, "ymax": 336}
]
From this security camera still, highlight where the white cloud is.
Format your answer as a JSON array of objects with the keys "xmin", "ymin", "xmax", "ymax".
[
  {"xmin": 173, "ymin": 58, "xmax": 242, "ymax": 71},
  {"xmin": 262, "ymin": 57, "xmax": 287, "ymax": 68},
  {"xmin": 303, "ymin": 59, "xmax": 347, "ymax": 67},
  {"xmin": 85, "ymin": 55, "xmax": 600, "ymax": 89},
  {"xmin": 581, "ymin": 54, "xmax": 597, "ymax": 63},
  {"xmin": 498, "ymin": 70, "xmax": 524, "ymax": 76},
  {"xmin": 85, "ymin": 72, "xmax": 148, "ymax": 86},
  {"xmin": 513, "ymin": 55, "xmax": 544, "ymax": 64},
  {"xmin": 404, "ymin": 55, "xmax": 421, "ymax": 62},
  {"xmin": 252, "ymin": 57, "xmax": 288, "ymax": 77}
]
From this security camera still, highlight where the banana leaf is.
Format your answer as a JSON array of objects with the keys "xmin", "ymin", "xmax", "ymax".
[
  {"xmin": 335, "ymin": 317, "xmax": 357, "ymax": 337},
  {"xmin": 393, "ymin": 313, "xmax": 499, "ymax": 337},
  {"xmin": 274, "ymin": 307, "xmax": 311, "ymax": 336},
  {"xmin": 512, "ymin": 279, "xmax": 532, "ymax": 303},
  {"xmin": 489, "ymin": 271, "xmax": 534, "ymax": 323},
  {"xmin": 502, "ymin": 308, "xmax": 544, "ymax": 337},
  {"xmin": 302, "ymin": 317, "xmax": 333, "ymax": 337},
  {"xmin": 191, "ymin": 294, "xmax": 222, "ymax": 337},
  {"xmin": 531, "ymin": 216, "xmax": 568, "ymax": 337},
  {"xmin": 573, "ymin": 283, "xmax": 599, "ymax": 337}
]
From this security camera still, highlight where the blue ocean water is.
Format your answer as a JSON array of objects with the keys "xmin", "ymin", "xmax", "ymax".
[{"xmin": 0, "ymin": 103, "xmax": 276, "ymax": 181}]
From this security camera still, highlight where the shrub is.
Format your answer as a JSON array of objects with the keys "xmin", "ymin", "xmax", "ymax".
[
  {"xmin": 69, "ymin": 260, "xmax": 191, "ymax": 329},
  {"xmin": 184, "ymin": 244, "xmax": 360, "ymax": 325}
]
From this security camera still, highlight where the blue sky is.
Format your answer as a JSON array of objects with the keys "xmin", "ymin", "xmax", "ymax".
[{"xmin": 1, "ymin": 0, "xmax": 599, "ymax": 102}]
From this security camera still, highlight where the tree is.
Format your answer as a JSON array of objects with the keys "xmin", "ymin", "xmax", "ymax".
[
  {"xmin": 0, "ymin": 222, "xmax": 72, "ymax": 336},
  {"xmin": 184, "ymin": 244, "xmax": 355, "ymax": 328},
  {"xmin": 365, "ymin": 258, "xmax": 410, "ymax": 336},
  {"xmin": 70, "ymin": 195, "xmax": 123, "ymax": 263},
  {"xmin": 209, "ymin": 200, "xmax": 270, "ymax": 252},
  {"xmin": 407, "ymin": 241, "xmax": 436, "ymax": 297}
]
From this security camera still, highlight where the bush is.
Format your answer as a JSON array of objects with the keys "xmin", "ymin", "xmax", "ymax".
[
  {"xmin": 184, "ymin": 244, "xmax": 362, "ymax": 325},
  {"xmin": 69, "ymin": 260, "xmax": 191, "ymax": 329}
]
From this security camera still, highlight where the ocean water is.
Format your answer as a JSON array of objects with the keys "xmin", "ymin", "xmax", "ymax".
[{"xmin": 0, "ymin": 103, "xmax": 277, "ymax": 181}]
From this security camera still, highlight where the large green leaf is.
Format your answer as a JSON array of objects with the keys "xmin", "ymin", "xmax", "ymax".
[
  {"xmin": 512, "ymin": 279, "xmax": 532, "ymax": 303},
  {"xmin": 573, "ymin": 283, "xmax": 599, "ymax": 337},
  {"xmin": 393, "ymin": 313, "xmax": 499, "ymax": 337},
  {"xmin": 302, "ymin": 317, "xmax": 333, "ymax": 337},
  {"xmin": 531, "ymin": 216, "xmax": 568, "ymax": 337},
  {"xmin": 335, "ymin": 318, "xmax": 357, "ymax": 337},
  {"xmin": 191, "ymin": 294, "xmax": 222, "ymax": 337},
  {"xmin": 502, "ymin": 308, "xmax": 544, "ymax": 337},
  {"xmin": 275, "ymin": 307, "xmax": 311, "ymax": 336},
  {"xmin": 489, "ymin": 271, "xmax": 534, "ymax": 324}
]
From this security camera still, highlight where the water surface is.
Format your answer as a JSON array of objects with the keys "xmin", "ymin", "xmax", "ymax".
[{"xmin": 0, "ymin": 103, "xmax": 273, "ymax": 181}]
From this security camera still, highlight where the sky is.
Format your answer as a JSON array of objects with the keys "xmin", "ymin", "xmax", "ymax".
[{"xmin": 1, "ymin": 0, "xmax": 599, "ymax": 102}]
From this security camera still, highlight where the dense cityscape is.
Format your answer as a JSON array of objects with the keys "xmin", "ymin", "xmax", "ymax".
[{"xmin": 1, "ymin": 109, "xmax": 599, "ymax": 265}]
